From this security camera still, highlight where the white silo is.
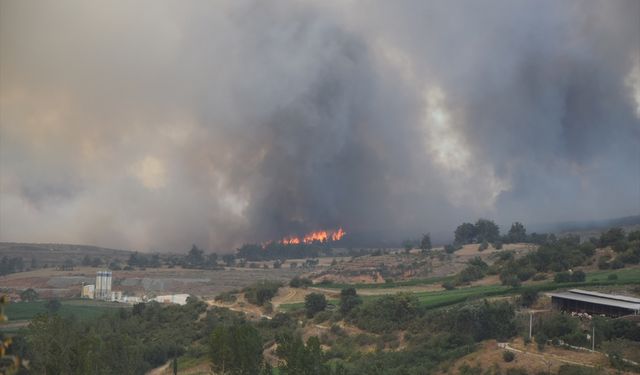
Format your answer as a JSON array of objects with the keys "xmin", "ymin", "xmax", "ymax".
[{"xmin": 95, "ymin": 270, "xmax": 112, "ymax": 300}]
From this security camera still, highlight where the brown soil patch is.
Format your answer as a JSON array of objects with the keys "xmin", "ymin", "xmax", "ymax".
[{"xmin": 444, "ymin": 338, "xmax": 622, "ymax": 375}]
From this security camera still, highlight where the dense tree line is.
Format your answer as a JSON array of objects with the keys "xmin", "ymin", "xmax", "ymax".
[
  {"xmin": 5, "ymin": 289, "xmax": 635, "ymax": 374},
  {"xmin": 489, "ymin": 235, "xmax": 594, "ymax": 286},
  {"xmin": 236, "ymin": 242, "xmax": 334, "ymax": 261},
  {"xmin": 7, "ymin": 298, "xmax": 208, "ymax": 374},
  {"xmin": 454, "ymin": 219, "xmax": 501, "ymax": 245},
  {"xmin": 448, "ymin": 220, "xmax": 569, "ymax": 252},
  {"xmin": 0, "ymin": 256, "xmax": 25, "ymax": 276},
  {"xmin": 597, "ymin": 229, "xmax": 640, "ymax": 268},
  {"xmin": 126, "ymin": 252, "xmax": 162, "ymax": 269}
]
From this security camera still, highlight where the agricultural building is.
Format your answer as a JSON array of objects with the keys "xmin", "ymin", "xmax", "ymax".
[{"xmin": 547, "ymin": 289, "xmax": 640, "ymax": 317}]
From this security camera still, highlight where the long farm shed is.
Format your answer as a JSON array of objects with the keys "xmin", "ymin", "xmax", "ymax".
[{"xmin": 547, "ymin": 289, "xmax": 640, "ymax": 317}]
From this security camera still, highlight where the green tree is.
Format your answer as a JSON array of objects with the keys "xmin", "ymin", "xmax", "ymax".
[
  {"xmin": 209, "ymin": 323, "xmax": 263, "ymax": 375},
  {"xmin": 420, "ymin": 233, "xmax": 432, "ymax": 252},
  {"xmin": 82, "ymin": 255, "xmax": 92, "ymax": 266},
  {"xmin": 276, "ymin": 333, "xmax": 329, "ymax": 375},
  {"xmin": 90, "ymin": 257, "xmax": 102, "ymax": 267},
  {"xmin": 244, "ymin": 281, "xmax": 281, "ymax": 306},
  {"xmin": 402, "ymin": 240, "xmax": 414, "ymax": 253},
  {"xmin": 475, "ymin": 219, "xmax": 500, "ymax": 243},
  {"xmin": 351, "ymin": 293, "xmax": 419, "ymax": 333},
  {"xmin": 26, "ymin": 314, "xmax": 99, "ymax": 374},
  {"xmin": 290, "ymin": 276, "xmax": 313, "ymax": 288},
  {"xmin": 186, "ymin": 244, "xmax": 205, "ymax": 267},
  {"xmin": 305, "ymin": 293, "xmax": 327, "ymax": 318},
  {"xmin": 455, "ymin": 222, "xmax": 477, "ymax": 244},
  {"xmin": 45, "ymin": 299, "xmax": 61, "ymax": 313},
  {"xmin": 206, "ymin": 253, "xmax": 218, "ymax": 268},
  {"xmin": 339, "ymin": 288, "xmax": 362, "ymax": 315},
  {"xmin": 599, "ymin": 228, "xmax": 625, "ymax": 248},
  {"xmin": 62, "ymin": 258, "xmax": 75, "ymax": 271},
  {"xmin": 222, "ymin": 254, "xmax": 236, "ymax": 266},
  {"xmin": 507, "ymin": 222, "xmax": 527, "ymax": 243},
  {"xmin": 20, "ymin": 288, "xmax": 38, "ymax": 302},
  {"xmin": 520, "ymin": 290, "xmax": 538, "ymax": 307},
  {"xmin": 628, "ymin": 230, "xmax": 640, "ymax": 242}
]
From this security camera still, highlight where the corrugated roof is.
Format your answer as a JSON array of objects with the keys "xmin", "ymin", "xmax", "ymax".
[
  {"xmin": 569, "ymin": 289, "xmax": 640, "ymax": 304},
  {"xmin": 547, "ymin": 290, "xmax": 640, "ymax": 311}
]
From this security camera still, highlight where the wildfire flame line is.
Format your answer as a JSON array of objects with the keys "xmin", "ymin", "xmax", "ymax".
[{"xmin": 280, "ymin": 228, "xmax": 345, "ymax": 245}]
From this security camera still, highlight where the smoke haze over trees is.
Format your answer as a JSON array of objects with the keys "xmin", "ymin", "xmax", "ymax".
[{"xmin": 1, "ymin": 0, "xmax": 639, "ymax": 251}]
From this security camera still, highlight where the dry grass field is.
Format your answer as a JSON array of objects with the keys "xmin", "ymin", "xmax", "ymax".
[
  {"xmin": 1, "ymin": 266, "xmax": 302, "ymax": 299},
  {"xmin": 445, "ymin": 338, "xmax": 615, "ymax": 375}
]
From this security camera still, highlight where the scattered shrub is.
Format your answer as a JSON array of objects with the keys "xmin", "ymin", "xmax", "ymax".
[
  {"xmin": 478, "ymin": 241, "xmax": 489, "ymax": 251},
  {"xmin": 305, "ymin": 293, "xmax": 327, "ymax": 318},
  {"xmin": 243, "ymin": 281, "xmax": 281, "ymax": 306},
  {"xmin": 532, "ymin": 274, "xmax": 547, "ymax": 281},
  {"xmin": 609, "ymin": 258, "xmax": 625, "ymax": 269},
  {"xmin": 520, "ymin": 290, "xmax": 539, "ymax": 307},
  {"xmin": 214, "ymin": 291, "xmax": 237, "ymax": 303},
  {"xmin": 339, "ymin": 288, "xmax": 362, "ymax": 315},
  {"xmin": 289, "ymin": 276, "xmax": 313, "ymax": 288},
  {"xmin": 442, "ymin": 281, "xmax": 456, "ymax": 290},
  {"xmin": 503, "ymin": 351, "xmax": 515, "ymax": 362},
  {"xmin": 535, "ymin": 333, "xmax": 548, "ymax": 350},
  {"xmin": 554, "ymin": 270, "xmax": 585, "ymax": 283},
  {"xmin": 597, "ymin": 256, "xmax": 611, "ymax": 270}
]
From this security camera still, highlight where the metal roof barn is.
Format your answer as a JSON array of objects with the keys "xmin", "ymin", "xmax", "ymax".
[{"xmin": 547, "ymin": 289, "xmax": 640, "ymax": 317}]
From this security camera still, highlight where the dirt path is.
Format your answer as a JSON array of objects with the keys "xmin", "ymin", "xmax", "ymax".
[
  {"xmin": 271, "ymin": 287, "xmax": 298, "ymax": 308},
  {"xmin": 207, "ymin": 294, "xmax": 268, "ymax": 320},
  {"xmin": 499, "ymin": 342, "xmax": 600, "ymax": 368},
  {"xmin": 146, "ymin": 361, "xmax": 170, "ymax": 375}
]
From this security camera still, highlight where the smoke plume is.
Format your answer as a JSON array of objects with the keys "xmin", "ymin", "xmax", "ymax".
[{"xmin": 1, "ymin": 0, "xmax": 639, "ymax": 251}]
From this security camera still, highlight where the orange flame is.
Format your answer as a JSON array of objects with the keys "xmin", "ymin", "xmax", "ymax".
[{"xmin": 280, "ymin": 228, "xmax": 346, "ymax": 245}]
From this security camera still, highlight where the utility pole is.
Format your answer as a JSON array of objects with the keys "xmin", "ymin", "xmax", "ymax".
[
  {"xmin": 529, "ymin": 311, "xmax": 533, "ymax": 340},
  {"xmin": 592, "ymin": 325, "xmax": 595, "ymax": 351}
]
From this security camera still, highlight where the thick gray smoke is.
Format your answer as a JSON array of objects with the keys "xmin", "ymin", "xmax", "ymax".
[{"xmin": 1, "ymin": 0, "xmax": 639, "ymax": 251}]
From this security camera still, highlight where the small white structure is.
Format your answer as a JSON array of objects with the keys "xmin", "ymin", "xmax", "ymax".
[
  {"xmin": 122, "ymin": 296, "xmax": 142, "ymax": 304},
  {"xmin": 95, "ymin": 271, "xmax": 112, "ymax": 301},
  {"xmin": 151, "ymin": 294, "xmax": 190, "ymax": 305},
  {"xmin": 82, "ymin": 284, "xmax": 95, "ymax": 299}
]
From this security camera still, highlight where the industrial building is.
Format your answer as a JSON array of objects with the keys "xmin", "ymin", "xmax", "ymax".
[
  {"xmin": 547, "ymin": 289, "xmax": 640, "ymax": 317},
  {"xmin": 81, "ymin": 271, "xmax": 187, "ymax": 304},
  {"xmin": 95, "ymin": 270, "xmax": 112, "ymax": 301},
  {"xmin": 152, "ymin": 294, "xmax": 190, "ymax": 305},
  {"xmin": 81, "ymin": 284, "xmax": 95, "ymax": 299}
]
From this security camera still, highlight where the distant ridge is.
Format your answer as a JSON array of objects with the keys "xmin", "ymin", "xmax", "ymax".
[
  {"xmin": 0, "ymin": 242, "xmax": 134, "ymax": 266},
  {"xmin": 548, "ymin": 214, "xmax": 640, "ymax": 232}
]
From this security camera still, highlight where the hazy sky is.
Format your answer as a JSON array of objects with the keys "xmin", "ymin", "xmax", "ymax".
[{"xmin": 1, "ymin": 0, "xmax": 639, "ymax": 252}]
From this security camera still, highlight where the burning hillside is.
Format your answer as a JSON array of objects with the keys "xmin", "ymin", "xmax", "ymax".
[{"xmin": 281, "ymin": 228, "xmax": 346, "ymax": 245}]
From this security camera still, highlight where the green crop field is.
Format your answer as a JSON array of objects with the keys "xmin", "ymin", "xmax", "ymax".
[
  {"xmin": 317, "ymin": 275, "xmax": 455, "ymax": 290},
  {"xmin": 4, "ymin": 299, "xmax": 128, "ymax": 322},
  {"xmin": 278, "ymin": 268, "xmax": 640, "ymax": 312}
]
